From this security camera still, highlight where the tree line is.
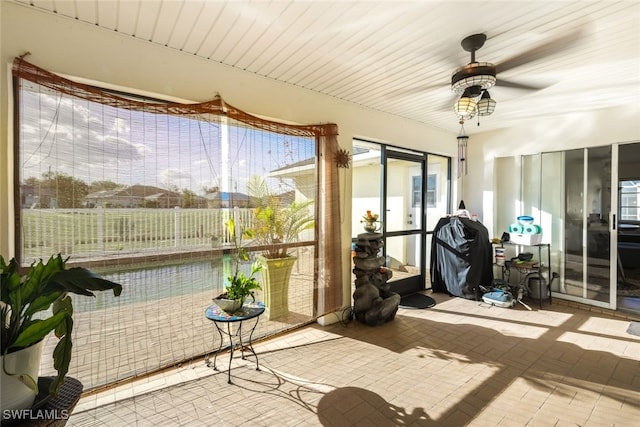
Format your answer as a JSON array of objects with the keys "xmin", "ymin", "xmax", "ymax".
[{"xmin": 22, "ymin": 172, "xmax": 216, "ymax": 209}]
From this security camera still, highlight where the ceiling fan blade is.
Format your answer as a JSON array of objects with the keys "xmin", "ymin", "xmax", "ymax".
[
  {"xmin": 495, "ymin": 79, "xmax": 547, "ymax": 91},
  {"xmin": 437, "ymin": 92, "xmax": 459, "ymax": 112},
  {"xmin": 495, "ymin": 26, "xmax": 586, "ymax": 74},
  {"xmin": 385, "ymin": 83, "xmax": 447, "ymax": 99}
]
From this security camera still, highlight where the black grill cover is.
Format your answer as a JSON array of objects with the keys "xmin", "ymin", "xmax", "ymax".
[{"xmin": 430, "ymin": 216, "xmax": 493, "ymax": 300}]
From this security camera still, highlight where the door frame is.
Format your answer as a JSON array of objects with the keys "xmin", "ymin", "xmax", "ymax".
[
  {"xmin": 609, "ymin": 144, "xmax": 619, "ymax": 309},
  {"xmin": 383, "ymin": 148, "xmax": 427, "ymax": 296},
  {"xmin": 556, "ymin": 146, "xmax": 618, "ymax": 310},
  {"xmin": 351, "ymin": 139, "xmax": 452, "ymax": 297}
]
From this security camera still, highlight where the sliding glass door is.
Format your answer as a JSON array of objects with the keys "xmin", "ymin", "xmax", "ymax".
[
  {"xmin": 562, "ymin": 147, "xmax": 614, "ymax": 305},
  {"xmin": 507, "ymin": 142, "xmax": 640, "ymax": 314},
  {"xmin": 617, "ymin": 143, "xmax": 640, "ymax": 313}
]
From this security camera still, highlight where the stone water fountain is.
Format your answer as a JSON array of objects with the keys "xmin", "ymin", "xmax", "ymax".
[{"xmin": 352, "ymin": 232, "xmax": 401, "ymax": 326}]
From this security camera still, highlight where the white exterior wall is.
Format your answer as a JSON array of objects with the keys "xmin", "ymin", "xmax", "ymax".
[{"xmin": 351, "ymin": 163, "xmax": 382, "ymax": 237}]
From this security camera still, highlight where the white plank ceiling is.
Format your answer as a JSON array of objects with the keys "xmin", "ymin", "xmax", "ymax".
[{"xmin": 11, "ymin": 0, "xmax": 640, "ymax": 134}]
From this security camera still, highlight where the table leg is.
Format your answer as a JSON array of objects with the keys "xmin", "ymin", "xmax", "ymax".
[
  {"xmin": 227, "ymin": 323, "xmax": 233, "ymax": 384},
  {"xmin": 538, "ymin": 245, "xmax": 543, "ymax": 309},
  {"xmin": 246, "ymin": 317, "xmax": 260, "ymax": 371},
  {"xmin": 229, "ymin": 318, "xmax": 261, "ymax": 381},
  {"xmin": 237, "ymin": 321, "xmax": 245, "ymax": 360},
  {"xmin": 205, "ymin": 322, "xmax": 225, "ymax": 371},
  {"xmin": 547, "ymin": 245, "xmax": 552, "ymax": 305},
  {"xmin": 207, "ymin": 314, "xmax": 262, "ymax": 384}
]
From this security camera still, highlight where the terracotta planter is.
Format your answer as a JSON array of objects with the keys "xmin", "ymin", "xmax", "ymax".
[
  {"xmin": 257, "ymin": 255, "xmax": 296, "ymax": 320},
  {"xmin": 1, "ymin": 340, "xmax": 44, "ymax": 418}
]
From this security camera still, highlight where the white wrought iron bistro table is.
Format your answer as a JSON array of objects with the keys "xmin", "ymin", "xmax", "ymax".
[{"xmin": 204, "ymin": 301, "xmax": 265, "ymax": 384}]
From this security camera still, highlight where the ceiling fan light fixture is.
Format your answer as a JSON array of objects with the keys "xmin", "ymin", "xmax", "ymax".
[
  {"xmin": 454, "ymin": 97, "xmax": 477, "ymax": 120},
  {"xmin": 454, "ymin": 86, "xmax": 481, "ymax": 119},
  {"xmin": 476, "ymin": 91, "xmax": 496, "ymax": 116},
  {"xmin": 451, "ymin": 62, "xmax": 497, "ymax": 94}
]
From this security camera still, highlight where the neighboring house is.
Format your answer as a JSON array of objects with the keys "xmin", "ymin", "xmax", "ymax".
[
  {"xmin": 20, "ymin": 184, "xmax": 56, "ymax": 208},
  {"xmin": 204, "ymin": 190, "xmax": 296, "ymax": 209},
  {"xmin": 205, "ymin": 191, "xmax": 252, "ymax": 208},
  {"xmin": 268, "ymin": 158, "xmax": 315, "ymax": 204},
  {"xmin": 85, "ymin": 185, "xmax": 183, "ymax": 208}
]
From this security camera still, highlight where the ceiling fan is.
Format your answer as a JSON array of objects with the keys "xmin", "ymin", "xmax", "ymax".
[
  {"xmin": 452, "ymin": 29, "xmax": 584, "ymax": 122},
  {"xmin": 452, "ymin": 33, "xmax": 498, "ymax": 121}
]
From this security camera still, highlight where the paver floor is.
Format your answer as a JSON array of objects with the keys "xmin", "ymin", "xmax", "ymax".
[{"xmin": 68, "ymin": 293, "xmax": 640, "ymax": 426}]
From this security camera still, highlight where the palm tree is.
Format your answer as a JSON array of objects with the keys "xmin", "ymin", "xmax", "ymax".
[
  {"xmin": 246, "ymin": 176, "xmax": 314, "ymax": 319},
  {"xmin": 247, "ymin": 176, "xmax": 314, "ymax": 259}
]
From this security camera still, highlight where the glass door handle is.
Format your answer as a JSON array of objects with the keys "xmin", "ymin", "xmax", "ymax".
[{"xmin": 610, "ymin": 213, "xmax": 616, "ymax": 231}]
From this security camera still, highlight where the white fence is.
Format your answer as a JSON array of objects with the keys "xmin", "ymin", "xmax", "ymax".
[{"xmin": 21, "ymin": 207, "xmax": 255, "ymax": 262}]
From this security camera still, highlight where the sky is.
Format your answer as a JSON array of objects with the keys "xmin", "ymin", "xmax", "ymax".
[{"xmin": 19, "ymin": 80, "xmax": 315, "ymax": 196}]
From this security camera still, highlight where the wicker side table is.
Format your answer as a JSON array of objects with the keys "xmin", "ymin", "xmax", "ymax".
[{"xmin": 5, "ymin": 377, "xmax": 83, "ymax": 426}]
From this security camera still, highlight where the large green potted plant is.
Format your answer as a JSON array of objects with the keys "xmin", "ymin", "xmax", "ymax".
[
  {"xmin": 1, "ymin": 254, "xmax": 122, "ymax": 415},
  {"xmin": 248, "ymin": 177, "xmax": 314, "ymax": 320},
  {"xmin": 213, "ymin": 218, "xmax": 262, "ymax": 314}
]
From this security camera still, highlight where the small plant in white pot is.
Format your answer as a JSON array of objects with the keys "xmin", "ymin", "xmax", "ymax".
[
  {"xmin": 1, "ymin": 254, "xmax": 122, "ymax": 415},
  {"xmin": 213, "ymin": 218, "xmax": 262, "ymax": 313}
]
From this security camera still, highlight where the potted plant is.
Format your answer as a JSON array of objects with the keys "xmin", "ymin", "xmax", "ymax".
[
  {"xmin": 205, "ymin": 233, "xmax": 221, "ymax": 249},
  {"xmin": 1, "ymin": 254, "xmax": 122, "ymax": 415},
  {"xmin": 247, "ymin": 176, "xmax": 314, "ymax": 319},
  {"xmin": 361, "ymin": 210, "xmax": 381, "ymax": 233},
  {"xmin": 213, "ymin": 218, "xmax": 262, "ymax": 313}
]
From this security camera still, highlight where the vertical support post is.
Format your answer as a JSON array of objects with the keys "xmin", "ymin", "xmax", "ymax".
[
  {"xmin": 174, "ymin": 206, "xmax": 181, "ymax": 248},
  {"xmin": 97, "ymin": 207, "xmax": 104, "ymax": 254}
]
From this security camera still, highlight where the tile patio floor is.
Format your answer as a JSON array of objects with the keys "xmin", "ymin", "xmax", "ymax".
[{"xmin": 67, "ymin": 292, "xmax": 640, "ymax": 426}]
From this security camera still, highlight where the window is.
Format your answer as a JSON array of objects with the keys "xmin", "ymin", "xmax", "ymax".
[
  {"xmin": 13, "ymin": 58, "xmax": 342, "ymax": 393},
  {"xmin": 426, "ymin": 174, "xmax": 437, "ymax": 207},
  {"xmin": 620, "ymin": 180, "xmax": 640, "ymax": 221},
  {"xmin": 411, "ymin": 174, "xmax": 437, "ymax": 208},
  {"xmin": 16, "ymin": 78, "xmax": 316, "ymax": 263},
  {"xmin": 412, "ymin": 175, "xmax": 421, "ymax": 207}
]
